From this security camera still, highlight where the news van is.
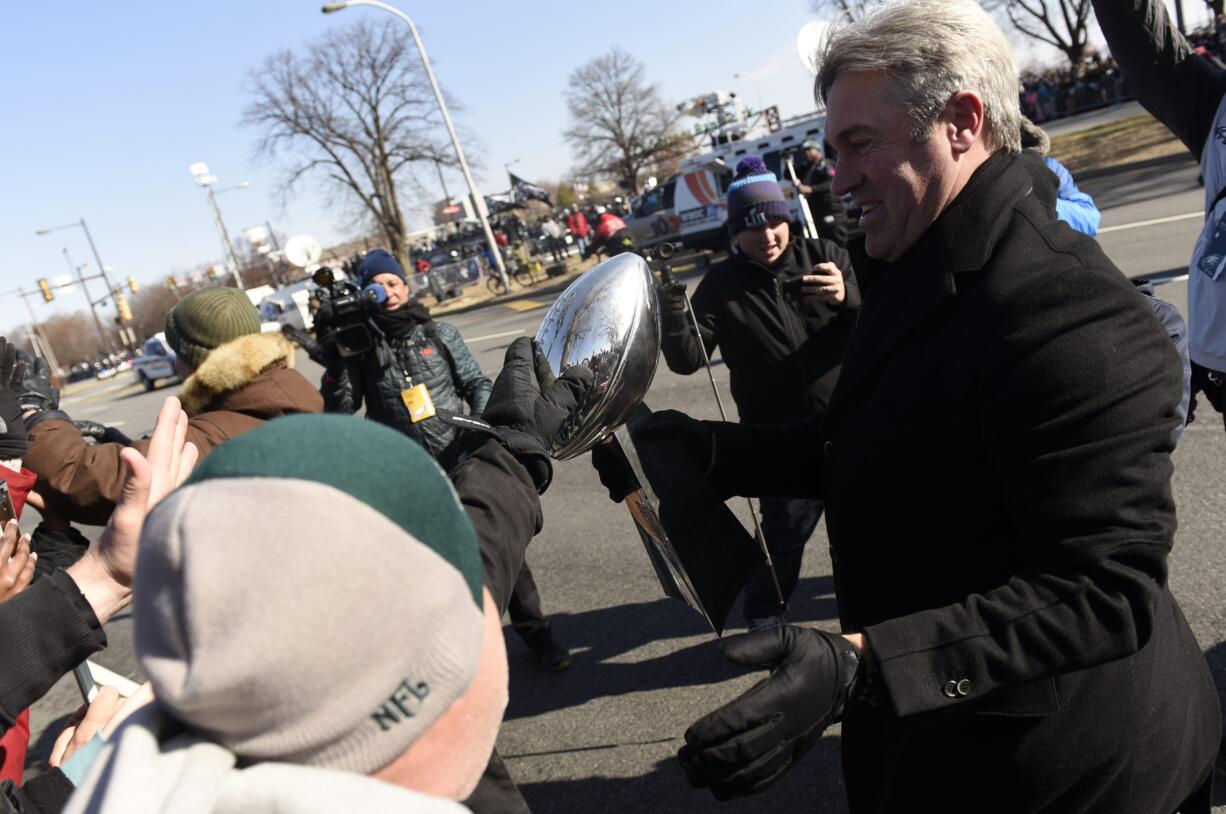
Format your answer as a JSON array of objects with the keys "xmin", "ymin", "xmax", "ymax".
[{"xmin": 625, "ymin": 91, "xmax": 829, "ymax": 251}]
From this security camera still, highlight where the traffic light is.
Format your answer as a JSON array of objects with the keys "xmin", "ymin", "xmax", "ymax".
[
  {"xmin": 37, "ymin": 278, "xmax": 53, "ymax": 302},
  {"xmin": 206, "ymin": 265, "xmax": 217, "ymax": 280},
  {"xmin": 166, "ymin": 275, "xmax": 177, "ymax": 292},
  {"xmin": 115, "ymin": 293, "xmax": 133, "ymax": 322},
  {"xmin": 127, "ymin": 276, "xmax": 139, "ymax": 294}
]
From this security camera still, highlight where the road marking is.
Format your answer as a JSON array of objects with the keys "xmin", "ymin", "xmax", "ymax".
[
  {"xmin": 505, "ymin": 299, "xmax": 548, "ymax": 312},
  {"xmin": 1098, "ymin": 212, "xmax": 1201, "ymax": 234},
  {"xmin": 468, "ymin": 328, "xmax": 526, "ymax": 343}
]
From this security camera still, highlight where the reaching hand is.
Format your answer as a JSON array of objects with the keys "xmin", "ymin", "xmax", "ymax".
[
  {"xmin": 49, "ymin": 682, "xmax": 155, "ymax": 768},
  {"xmin": 0, "ymin": 520, "xmax": 35, "ymax": 604},
  {"xmin": 656, "ymin": 282, "xmax": 689, "ymax": 317},
  {"xmin": 637, "ymin": 409, "xmax": 715, "ymax": 475},
  {"xmin": 590, "ymin": 436, "xmax": 639, "ymax": 502},
  {"xmin": 0, "ymin": 339, "xmax": 27, "ymax": 452},
  {"xmin": 15, "ymin": 350, "xmax": 60, "ymax": 414},
  {"xmin": 478, "ymin": 336, "xmax": 593, "ymax": 491},
  {"xmin": 66, "ymin": 397, "xmax": 198, "ymax": 623},
  {"xmin": 677, "ymin": 625, "xmax": 861, "ymax": 800},
  {"xmin": 98, "ymin": 396, "xmax": 199, "ymax": 587}
]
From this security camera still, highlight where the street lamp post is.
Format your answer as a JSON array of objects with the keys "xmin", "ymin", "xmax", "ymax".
[
  {"xmin": 189, "ymin": 163, "xmax": 248, "ymax": 288},
  {"xmin": 36, "ymin": 218, "xmax": 122, "ymax": 352},
  {"xmin": 321, "ymin": 0, "xmax": 510, "ymax": 291},
  {"xmin": 62, "ymin": 248, "xmax": 113, "ymax": 352}
]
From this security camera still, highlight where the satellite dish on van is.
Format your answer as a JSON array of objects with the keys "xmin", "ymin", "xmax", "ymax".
[
  {"xmin": 796, "ymin": 20, "xmax": 832, "ymax": 76},
  {"xmin": 283, "ymin": 235, "xmax": 322, "ymax": 268}
]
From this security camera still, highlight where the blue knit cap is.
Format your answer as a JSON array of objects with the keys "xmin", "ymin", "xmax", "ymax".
[
  {"xmin": 725, "ymin": 156, "xmax": 792, "ymax": 236},
  {"xmin": 357, "ymin": 249, "xmax": 406, "ymax": 287}
]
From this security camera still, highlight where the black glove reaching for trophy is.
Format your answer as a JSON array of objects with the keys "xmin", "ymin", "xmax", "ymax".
[
  {"xmin": 678, "ymin": 625, "xmax": 863, "ymax": 801},
  {"xmin": 444, "ymin": 337, "xmax": 593, "ymax": 492},
  {"xmin": 13, "ymin": 349, "xmax": 68, "ymax": 430},
  {"xmin": 0, "ymin": 339, "xmax": 28, "ymax": 460},
  {"xmin": 590, "ymin": 408, "xmax": 715, "ymax": 502},
  {"xmin": 656, "ymin": 281, "xmax": 689, "ymax": 317}
]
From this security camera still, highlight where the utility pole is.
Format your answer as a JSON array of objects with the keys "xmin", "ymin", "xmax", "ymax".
[{"xmin": 63, "ymin": 248, "xmax": 114, "ymax": 353}]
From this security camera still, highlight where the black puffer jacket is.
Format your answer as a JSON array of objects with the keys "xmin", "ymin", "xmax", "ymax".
[
  {"xmin": 661, "ymin": 237, "xmax": 859, "ymax": 424},
  {"xmin": 322, "ymin": 311, "xmax": 491, "ymax": 460}
]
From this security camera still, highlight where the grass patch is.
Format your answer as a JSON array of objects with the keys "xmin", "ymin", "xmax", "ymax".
[{"xmin": 1049, "ymin": 112, "xmax": 1187, "ymax": 174}]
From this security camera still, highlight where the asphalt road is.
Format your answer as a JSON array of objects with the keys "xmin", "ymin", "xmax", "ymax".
[{"xmin": 26, "ymin": 154, "xmax": 1226, "ymax": 812}]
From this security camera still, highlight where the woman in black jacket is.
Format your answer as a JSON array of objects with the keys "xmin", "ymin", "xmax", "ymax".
[{"xmin": 658, "ymin": 156, "xmax": 859, "ymax": 629}]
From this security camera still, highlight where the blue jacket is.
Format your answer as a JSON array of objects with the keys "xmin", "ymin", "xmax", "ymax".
[{"xmin": 1045, "ymin": 155, "xmax": 1102, "ymax": 236}]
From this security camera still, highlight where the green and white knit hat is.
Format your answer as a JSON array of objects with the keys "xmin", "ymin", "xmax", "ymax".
[{"xmin": 134, "ymin": 414, "xmax": 485, "ymax": 774}]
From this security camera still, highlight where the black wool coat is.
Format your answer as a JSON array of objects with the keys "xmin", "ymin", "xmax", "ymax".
[
  {"xmin": 708, "ymin": 151, "xmax": 1220, "ymax": 812},
  {"xmin": 663, "ymin": 237, "xmax": 860, "ymax": 425}
]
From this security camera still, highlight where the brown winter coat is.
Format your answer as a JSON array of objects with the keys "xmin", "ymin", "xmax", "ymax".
[{"xmin": 26, "ymin": 333, "xmax": 323, "ymax": 525}]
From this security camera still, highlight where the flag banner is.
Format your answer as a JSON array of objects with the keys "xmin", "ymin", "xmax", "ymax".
[
  {"xmin": 484, "ymin": 195, "xmax": 520, "ymax": 215},
  {"xmin": 509, "ymin": 172, "xmax": 553, "ymax": 206}
]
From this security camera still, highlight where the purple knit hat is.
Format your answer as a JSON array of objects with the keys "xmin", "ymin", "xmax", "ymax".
[{"xmin": 725, "ymin": 156, "xmax": 791, "ymax": 236}]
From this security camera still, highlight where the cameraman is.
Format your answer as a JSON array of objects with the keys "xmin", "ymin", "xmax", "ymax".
[
  {"xmin": 319, "ymin": 249, "xmax": 491, "ymax": 463},
  {"xmin": 656, "ymin": 155, "xmax": 859, "ymax": 631},
  {"xmin": 319, "ymin": 249, "xmax": 573, "ymax": 672}
]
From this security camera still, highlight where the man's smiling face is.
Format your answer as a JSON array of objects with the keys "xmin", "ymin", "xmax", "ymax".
[{"xmin": 826, "ymin": 71, "xmax": 960, "ymax": 262}]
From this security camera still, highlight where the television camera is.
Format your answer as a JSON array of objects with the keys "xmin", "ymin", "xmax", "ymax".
[{"xmin": 311, "ymin": 265, "xmax": 388, "ymax": 358}]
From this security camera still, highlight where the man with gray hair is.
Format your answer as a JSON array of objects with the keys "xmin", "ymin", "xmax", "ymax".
[{"xmin": 645, "ymin": 0, "xmax": 1220, "ymax": 809}]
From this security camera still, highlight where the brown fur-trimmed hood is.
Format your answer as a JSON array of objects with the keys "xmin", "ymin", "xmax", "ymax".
[{"xmin": 179, "ymin": 332, "xmax": 316, "ymax": 416}]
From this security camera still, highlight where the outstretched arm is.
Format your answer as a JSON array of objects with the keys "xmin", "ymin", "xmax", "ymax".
[{"xmin": 1092, "ymin": 0, "xmax": 1226, "ymax": 160}]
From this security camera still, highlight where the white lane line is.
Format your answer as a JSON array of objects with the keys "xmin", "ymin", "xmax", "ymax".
[
  {"xmin": 468, "ymin": 328, "xmax": 526, "ymax": 343},
  {"xmin": 1098, "ymin": 212, "xmax": 1202, "ymax": 234}
]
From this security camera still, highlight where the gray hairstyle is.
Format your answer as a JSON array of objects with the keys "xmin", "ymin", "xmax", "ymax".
[{"xmin": 815, "ymin": 0, "xmax": 1021, "ymax": 153}]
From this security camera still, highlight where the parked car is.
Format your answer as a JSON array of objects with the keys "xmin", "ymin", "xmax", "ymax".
[{"xmin": 133, "ymin": 333, "xmax": 179, "ymax": 391}]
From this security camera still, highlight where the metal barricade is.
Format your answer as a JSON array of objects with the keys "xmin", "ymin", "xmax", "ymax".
[{"xmin": 409, "ymin": 257, "xmax": 488, "ymax": 300}]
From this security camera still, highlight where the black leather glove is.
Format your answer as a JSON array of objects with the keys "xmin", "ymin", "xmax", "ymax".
[
  {"xmin": 0, "ymin": 338, "xmax": 28, "ymax": 459},
  {"xmin": 678, "ymin": 625, "xmax": 862, "ymax": 801},
  {"xmin": 313, "ymin": 326, "xmax": 346, "ymax": 375},
  {"xmin": 637, "ymin": 409, "xmax": 715, "ymax": 475},
  {"xmin": 14, "ymin": 350, "xmax": 68, "ymax": 430},
  {"xmin": 16, "ymin": 350, "xmax": 59, "ymax": 413},
  {"xmin": 452, "ymin": 336, "xmax": 593, "ymax": 492},
  {"xmin": 656, "ymin": 282, "xmax": 688, "ymax": 318},
  {"xmin": 71, "ymin": 420, "xmax": 133, "ymax": 447},
  {"xmin": 590, "ymin": 437, "xmax": 640, "ymax": 502}
]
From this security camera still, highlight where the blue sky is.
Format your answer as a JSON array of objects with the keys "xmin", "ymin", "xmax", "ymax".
[{"xmin": 1, "ymin": 1, "xmax": 1207, "ymax": 332}]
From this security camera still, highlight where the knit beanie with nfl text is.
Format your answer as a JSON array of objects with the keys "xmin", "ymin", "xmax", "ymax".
[{"xmin": 133, "ymin": 413, "xmax": 485, "ymax": 774}]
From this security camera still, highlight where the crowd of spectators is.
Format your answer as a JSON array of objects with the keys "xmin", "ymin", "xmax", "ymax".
[{"xmin": 1020, "ymin": 18, "xmax": 1226, "ymax": 125}]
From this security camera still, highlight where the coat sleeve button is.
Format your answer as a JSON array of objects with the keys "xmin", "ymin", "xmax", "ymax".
[
  {"xmin": 942, "ymin": 680, "xmax": 958, "ymax": 698},
  {"xmin": 956, "ymin": 679, "xmax": 971, "ymax": 696}
]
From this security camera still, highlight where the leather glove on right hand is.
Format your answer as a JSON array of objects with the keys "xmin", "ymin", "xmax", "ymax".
[
  {"xmin": 478, "ymin": 336, "xmax": 594, "ymax": 492},
  {"xmin": 637, "ymin": 409, "xmax": 715, "ymax": 475},
  {"xmin": 678, "ymin": 625, "xmax": 862, "ymax": 801},
  {"xmin": 656, "ymin": 282, "xmax": 689, "ymax": 319},
  {"xmin": 590, "ymin": 438, "xmax": 639, "ymax": 502},
  {"xmin": 14, "ymin": 350, "xmax": 68, "ymax": 430},
  {"xmin": 0, "ymin": 338, "xmax": 28, "ymax": 459}
]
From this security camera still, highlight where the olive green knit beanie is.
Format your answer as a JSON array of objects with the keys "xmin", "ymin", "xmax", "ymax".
[{"xmin": 164, "ymin": 287, "xmax": 262, "ymax": 369}]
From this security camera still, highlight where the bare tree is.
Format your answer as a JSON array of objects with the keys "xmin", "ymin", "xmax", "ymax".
[
  {"xmin": 808, "ymin": 0, "xmax": 874, "ymax": 19},
  {"xmin": 563, "ymin": 48, "xmax": 690, "ymax": 193},
  {"xmin": 243, "ymin": 19, "xmax": 459, "ymax": 264},
  {"xmin": 988, "ymin": 0, "xmax": 1094, "ymax": 65},
  {"xmin": 39, "ymin": 312, "xmax": 114, "ymax": 366},
  {"xmin": 810, "ymin": 0, "xmax": 1094, "ymax": 67}
]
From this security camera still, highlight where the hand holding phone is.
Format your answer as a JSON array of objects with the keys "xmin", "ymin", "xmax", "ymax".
[{"xmin": 0, "ymin": 519, "xmax": 34, "ymax": 605}]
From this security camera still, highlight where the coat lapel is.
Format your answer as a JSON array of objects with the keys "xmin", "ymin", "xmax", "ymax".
[{"xmin": 825, "ymin": 152, "xmax": 1035, "ymax": 425}]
